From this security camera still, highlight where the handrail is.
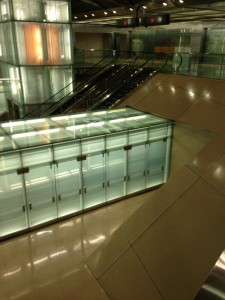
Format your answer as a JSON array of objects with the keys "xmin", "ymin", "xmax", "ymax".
[
  {"xmin": 22, "ymin": 51, "xmax": 225, "ymax": 118},
  {"xmin": 22, "ymin": 55, "xmax": 116, "ymax": 119},
  {"xmin": 87, "ymin": 54, "xmax": 158, "ymax": 111},
  {"xmin": 40, "ymin": 56, "xmax": 137, "ymax": 116}
]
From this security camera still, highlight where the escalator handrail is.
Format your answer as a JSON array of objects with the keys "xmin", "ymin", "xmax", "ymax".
[{"xmin": 22, "ymin": 55, "xmax": 117, "ymax": 119}]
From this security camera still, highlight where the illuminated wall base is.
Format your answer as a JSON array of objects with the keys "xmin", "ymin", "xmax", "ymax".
[{"xmin": 0, "ymin": 109, "xmax": 173, "ymax": 240}]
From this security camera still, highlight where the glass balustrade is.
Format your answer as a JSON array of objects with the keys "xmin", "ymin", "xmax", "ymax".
[{"xmin": 0, "ymin": 107, "xmax": 173, "ymax": 240}]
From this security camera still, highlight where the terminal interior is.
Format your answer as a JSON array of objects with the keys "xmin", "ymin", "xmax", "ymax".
[{"xmin": 1, "ymin": 1, "xmax": 225, "ymax": 299}]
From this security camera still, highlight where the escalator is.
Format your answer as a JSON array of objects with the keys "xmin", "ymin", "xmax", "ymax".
[
  {"xmin": 89, "ymin": 66, "xmax": 156, "ymax": 110},
  {"xmin": 22, "ymin": 55, "xmax": 118, "ymax": 119},
  {"xmin": 23, "ymin": 54, "xmax": 163, "ymax": 118}
]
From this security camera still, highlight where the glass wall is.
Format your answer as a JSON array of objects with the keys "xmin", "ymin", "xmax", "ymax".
[
  {"xmin": 0, "ymin": 108, "xmax": 173, "ymax": 239},
  {"xmin": 0, "ymin": 0, "xmax": 73, "ymax": 118}
]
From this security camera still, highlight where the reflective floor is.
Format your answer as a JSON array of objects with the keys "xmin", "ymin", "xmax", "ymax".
[{"xmin": 0, "ymin": 193, "xmax": 149, "ymax": 300}]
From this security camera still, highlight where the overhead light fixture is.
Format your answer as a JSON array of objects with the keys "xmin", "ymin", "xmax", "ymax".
[
  {"xmin": 143, "ymin": 6, "xmax": 147, "ymax": 9},
  {"xmin": 74, "ymin": 16, "xmax": 77, "ymax": 19},
  {"xmin": 113, "ymin": 10, "xmax": 117, "ymax": 14},
  {"xmin": 179, "ymin": 0, "xmax": 184, "ymax": 3},
  {"xmin": 84, "ymin": 14, "xmax": 87, "ymax": 17},
  {"xmin": 163, "ymin": 2, "xmax": 167, "ymax": 6},
  {"xmin": 104, "ymin": 11, "xmax": 108, "ymax": 15},
  {"xmin": 91, "ymin": 13, "xmax": 95, "ymax": 17},
  {"xmin": 129, "ymin": 8, "xmax": 133, "ymax": 11}
]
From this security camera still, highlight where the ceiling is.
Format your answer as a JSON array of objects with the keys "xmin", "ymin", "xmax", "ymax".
[{"xmin": 71, "ymin": 0, "xmax": 225, "ymax": 25}]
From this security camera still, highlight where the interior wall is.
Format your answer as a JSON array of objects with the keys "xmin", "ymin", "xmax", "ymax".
[{"xmin": 75, "ymin": 32, "xmax": 104, "ymax": 49}]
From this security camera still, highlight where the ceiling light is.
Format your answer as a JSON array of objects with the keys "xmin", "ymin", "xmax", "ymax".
[
  {"xmin": 179, "ymin": 0, "xmax": 184, "ymax": 3},
  {"xmin": 84, "ymin": 14, "xmax": 87, "ymax": 17},
  {"xmin": 143, "ymin": 6, "xmax": 147, "ymax": 9},
  {"xmin": 74, "ymin": 16, "xmax": 77, "ymax": 19},
  {"xmin": 163, "ymin": 2, "xmax": 167, "ymax": 6},
  {"xmin": 129, "ymin": 8, "xmax": 133, "ymax": 11},
  {"xmin": 91, "ymin": 13, "xmax": 95, "ymax": 16},
  {"xmin": 113, "ymin": 10, "xmax": 117, "ymax": 14},
  {"xmin": 104, "ymin": 11, "xmax": 108, "ymax": 15}
]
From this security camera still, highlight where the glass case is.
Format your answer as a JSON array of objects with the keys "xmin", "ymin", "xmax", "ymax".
[{"xmin": 0, "ymin": 107, "xmax": 173, "ymax": 239}]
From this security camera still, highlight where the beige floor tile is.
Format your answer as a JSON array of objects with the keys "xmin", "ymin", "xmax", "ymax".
[
  {"xmin": 0, "ymin": 196, "xmax": 143, "ymax": 300},
  {"xmin": 202, "ymin": 153, "xmax": 225, "ymax": 195},
  {"xmin": 170, "ymin": 123, "xmax": 214, "ymax": 176},
  {"xmin": 202, "ymin": 79, "xmax": 225, "ymax": 105},
  {"xmin": 187, "ymin": 135, "xmax": 225, "ymax": 176},
  {"xmin": 122, "ymin": 167, "xmax": 199, "ymax": 244},
  {"xmin": 177, "ymin": 96, "xmax": 225, "ymax": 132},
  {"xmin": 133, "ymin": 82, "xmax": 199, "ymax": 120},
  {"xmin": 99, "ymin": 248, "xmax": 163, "ymax": 300},
  {"xmin": 133, "ymin": 179, "xmax": 225, "ymax": 300},
  {"xmin": 86, "ymin": 227, "xmax": 130, "ymax": 279},
  {"xmin": 36, "ymin": 262, "xmax": 109, "ymax": 300},
  {"xmin": 165, "ymin": 74, "xmax": 216, "ymax": 97}
]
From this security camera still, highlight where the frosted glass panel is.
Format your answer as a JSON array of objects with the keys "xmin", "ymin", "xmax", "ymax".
[
  {"xmin": 0, "ymin": 0, "xmax": 11, "ymax": 21},
  {"xmin": 127, "ymin": 144, "xmax": 146, "ymax": 194},
  {"xmin": 24, "ymin": 164, "xmax": 57, "ymax": 227},
  {"xmin": 0, "ymin": 172, "xmax": 27, "ymax": 237},
  {"xmin": 0, "ymin": 152, "xmax": 21, "ymax": 172},
  {"xmin": 106, "ymin": 133, "xmax": 127, "ymax": 150},
  {"xmin": 106, "ymin": 149, "xmax": 125, "ymax": 201},
  {"xmin": 149, "ymin": 124, "xmax": 168, "ymax": 140},
  {"xmin": 146, "ymin": 140, "xmax": 167, "ymax": 188},
  {"xmin": 0, "ymin": 23, "xmax": 17, "ymax": 63},
  {"xmin": 21, "ymin": 68, "xmax": 51, "ymax": 104},
  {"xmin": 53, "ymin": 141, "xmax": 80, "ymax": 160},
  {"xmin": 12, "ymin": 0, "xmax": 41, "ymax": 21},
  {"xmin": 45, "ymin": 1, "xmax": 69, "ymax": 22},
  {"xmin": 15, "ymin": 22, "xmax": 71, "ymax": 65},
  {"xmin": 128, "ymin": 128, "xmax": 148, "ymax": 144},
  {"xmin": 56, "ymin": 160, "xmax": 81, "ymax": 217},
  {"xmin": 22, "ymin": 146, "xmax": 53, "ymax": 166},
  {"xmin": 81, "ymin": 137, "xmax": 105, "ymax": 154},
  {"xmin": 82, "ymin": 154, "xmax": 105, "ymax": 209}
]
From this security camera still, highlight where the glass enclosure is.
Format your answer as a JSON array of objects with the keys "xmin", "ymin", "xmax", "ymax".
[{"xmin": 0, "ymin": 107, "xmax": 173, "ymax": 239}]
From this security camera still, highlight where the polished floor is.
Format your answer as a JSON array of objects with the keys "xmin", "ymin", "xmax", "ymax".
[
  {"xmin": 0, "ymin": 192, "xmax": 149, "ymax": 300},
  {"xmin": 1, "ymin": 73, "xmax": 225, "ymax": 300}
]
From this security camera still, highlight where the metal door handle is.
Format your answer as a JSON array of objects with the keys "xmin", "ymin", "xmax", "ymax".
[
  {"xmin": 22, "ymin": 205, "xmax": 25, "ymax": 212},
  {"xmin": 52, "ymin": 196, "xmax": 55, "ymax": 203},
  {"xmin": 84, "ymin": 187, "xmax": 87, "ymax": 194},
  {"xmin": 29, "ymin": 203, "xmax": 32, "ymax": 210}
]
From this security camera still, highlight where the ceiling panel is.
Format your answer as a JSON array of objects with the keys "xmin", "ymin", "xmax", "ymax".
[{"xmin": 72, "ymin": 0, "xmax": 225, "ymax": 24}]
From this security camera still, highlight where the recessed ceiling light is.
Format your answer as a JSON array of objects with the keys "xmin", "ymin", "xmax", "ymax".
[
  {"xmin": 84, "ymin": 14, "xmax": 87, "ymax": 17},
  {"xmin": 113, "ymin": 10, "xmax": 117, "ymax": 14},
  {"xmin": 91, "ymin": 13, "xmax": 95, "ymax": 16},
  {"xmin": 74, "ymin": 16, "xmax": 77, "ymax": 19},
  {"xmin": 163, "ymin": 2, "xmax": 167, "ymax": 6},
  {"xmin": 143, "ymin": 5, "xmax": 147, "ymax": 9},
  {"xmin": 179, "ymin": 0, "xmax": 184, "ymax": 3},
  {"xmin": 129, "ymin": 8, "xmax": 133, "ymax": 11},
  {"xmin": 104, "ymin": 11, "xmax": 108, "ymax": 15}
]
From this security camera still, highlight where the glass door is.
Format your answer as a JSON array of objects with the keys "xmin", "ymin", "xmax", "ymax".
[
  {"xmin": 24, "ymin": 164, "xmax": 57, "ymax": 227},
  {"xmin": 55, "ymin": 159, "xmax": 81, "ymax": 217},
  {"xmin": 146, "ymin": 139, "xmax": 167, "ymax": 188},
  {"xmin": 0, "ymin": 171, "xmax": 28, "ymax": 238},
  {"xmin": 82, "ymin": 153, "xmax": 106, "ymax": 209},
  {"xmin": 126, "ymin": 144, "xmax": 146, "ymax": 195},
  {"xmin": 106, "ymin": 149, "xmax": 125, "ymax": 201}
]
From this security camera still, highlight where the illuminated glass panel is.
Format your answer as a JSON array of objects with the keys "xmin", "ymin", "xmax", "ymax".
[
  {"xmin": 0, "ymin": 172, "xmax": 28, "ymax": 237},
  {"xmin": 56, "ymin": 160, "xmax": 81, "ymax": 217}
]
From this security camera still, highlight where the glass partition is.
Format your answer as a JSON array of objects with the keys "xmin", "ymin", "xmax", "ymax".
[{"xmin": 0, "ymin": 108, "xmax": 173, "ymax": 239}]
